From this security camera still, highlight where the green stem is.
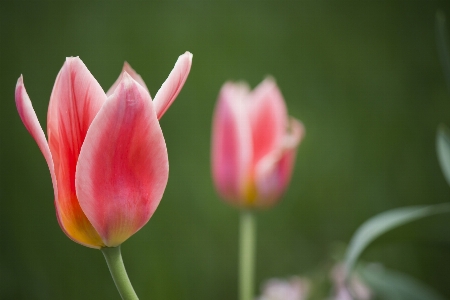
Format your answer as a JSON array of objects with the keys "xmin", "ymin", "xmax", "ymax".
[
  {"xmin": 101, "ymin": 246, "xmax": 139, "ymax": 300},
  {"xmin": 239, "ymin": 210, "xmax": 257, "ymax": 300}
]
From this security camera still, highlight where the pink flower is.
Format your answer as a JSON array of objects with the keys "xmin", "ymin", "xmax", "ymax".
[
  {"xmin": 211, "ymin": 78, "xmax": 304, "ymax": 208},
  {"xmin": 257, "ymin": 276, "xmax": 310, "ymax": 300},
  {"xmin": 15, "ymin": 52, "xmax": 192, "ymax": 248},
  {"xmin": 330, "ymin": 264, "xmax": 372, "ymax": 300}
]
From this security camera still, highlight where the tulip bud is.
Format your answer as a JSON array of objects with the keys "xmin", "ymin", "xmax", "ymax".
[{"xmin": 211, "ymin": 78, "xmax": 304, "ymax": 208}]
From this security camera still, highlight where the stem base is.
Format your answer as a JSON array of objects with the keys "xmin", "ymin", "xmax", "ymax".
[{"xmin": 101, "ymin": 246, "xmax": 139, "ymax": 300}]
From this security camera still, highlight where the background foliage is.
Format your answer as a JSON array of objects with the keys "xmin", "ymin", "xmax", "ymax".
[{"xmin": 1, "ymin": 1, "xmax": 450, "ymax": 299}]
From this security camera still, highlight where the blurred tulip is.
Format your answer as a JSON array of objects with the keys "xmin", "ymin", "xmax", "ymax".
[
  {"xmin": 330, "ymin": 264, "xmax": 372, "ymax": 300},
  {"xmin": 211, "ymin": 78, "xmax": 305, "ymax": 208},
  {"xmin": 15, "ymin": 52, "xmax": 192, "ymax": 248},
  {"xmin": 257, "ymin": 277, "xmax": 310, "ymax": 300}
]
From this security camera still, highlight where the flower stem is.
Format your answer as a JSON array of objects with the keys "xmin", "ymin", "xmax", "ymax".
[
  {"xmin": 239, "ymin": 210, "xmax": 257, "ymax": 300},
  {"xmin": 101, "ymin": 246, "xmax": 139, "ymax": 300}
]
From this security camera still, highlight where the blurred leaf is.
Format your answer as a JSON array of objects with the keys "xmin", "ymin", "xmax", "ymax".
[
  {"xmin": 344, "ymin": 203, "xmax": 450, "ymax": 280},
  {"xmin": 437, "ymin": 125, "xmax": 450, "ymax": 186},
  {"xmin": 359, "ymin": 264, "xmax": 446, "ymax": 300},
  {"xmin": 436, "ymin": 11, "xmax": 450, "ymax": 93}
]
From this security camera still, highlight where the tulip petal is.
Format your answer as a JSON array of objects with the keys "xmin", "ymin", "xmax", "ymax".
[
  {"xmin": 76, "ymin": 73, "xmax": 169, "ymax": 247},
  {"xmin": 153, "ymin": 51, "xmax": 193, "ymax": 119},
  {"xmin": 212, "ymin": 82, "xmax": 253, "ymax": 204},
  {"xmin": 47, "ymin": 57, "xmax": 106, "ymax": 248},
  {"xmin": 15, "ymin": 76, "xmax": 58, "ymax": 202},
  {"xmin": 255, "ymin": 118, "xmax": 305, "ymax": 207},
  {"xmin": 106, "ymin": 62, "xmax": 149, "ymax": 97},
  {"xmin": 248, "ymin": 77, "xmax": 288, "ymax": 164}
]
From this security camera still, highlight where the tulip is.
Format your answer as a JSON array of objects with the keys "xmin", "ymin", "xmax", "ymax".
[
  {"xmin": 330, "ymin": 264, "xmax": 372, "ymax": 300},
  {"xmin": 257, "ymin": 277, "xmax": 310, "ymax": 300},
  {"xmin": 212, "ymin": 78, "xmax": 304, "ymax": 208},
  {"xmin": 15, "ymin": 52, "xmax": 192, "ymax": 299},
  {"xmin": 211, "ymin": 78, "xmax": 304, "ymax": 300}
]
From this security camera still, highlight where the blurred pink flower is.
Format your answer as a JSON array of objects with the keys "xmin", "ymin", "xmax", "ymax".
[
  {"xmin": 257, "ymin": 276, "xmax": 310, "ymax": 300},
  {"xmin": 330, "ymin": 264, "xmax": 372, "ymax": 300},
  {"xmin": 211, "ymin": 78, "xmax": 305, "ymax": 208},
  {"xmin": 15, "ymin": 52, "xmax": 192, "ymax": 248}
]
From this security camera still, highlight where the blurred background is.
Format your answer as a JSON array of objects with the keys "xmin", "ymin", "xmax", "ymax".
[{"xmin": 1, "ymin": 1, "xmax": 450, "ymax": 299}]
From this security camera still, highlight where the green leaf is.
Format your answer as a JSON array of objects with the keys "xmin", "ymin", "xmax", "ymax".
[
  {"xmin": 437, "ymin": 125, "xmax": 450, "ymax": 186},
  {"xmin": 359, "ymin": 264, "xmax": 446, "ymax": 300},
  {"xmin": 344, "ymin": 203, "xmax": 450, "ymax": 280}
]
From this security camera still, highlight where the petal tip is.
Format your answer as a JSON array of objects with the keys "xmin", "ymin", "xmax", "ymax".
[
  {"xmin": 118, "ymin": 71, "xmax": 148, "ymax": 98},
  {"xmin": 122, "ymin": 70, "xmax": 131, "ymax": 79},
  {"xmin": 178, "ymin": 52, "xmax": 193, "ymax": 70},
  {"xmin": 153, "ymin": 52, "xmax": 193, "ymax": 119},
  {"xmin": 16, "ymin": 74, "xmax": 24, "ymax": 88},
  {"xmin": 15, "ymin": 75, "xmax": 26, "ymax": 104},
  {"xmin": 263, "ymin": 75, "xmax": 276, "ymax": 84},
  {"xmin": 260, "ymin": 76, "xmax": 280, "ymax": 92},
  {"xmin": 65, "ymin": 56, "xmax": 81, "ymax": 63},
  {"xmin": 183, "ymin": 51, "xmax": 193, "ymax": 61},
  {"xmin": 121, "ymin": 71, "xmax": 135, "ymax": 86},
  {"xmin": 122, "ymin": 61, "xmax": 134, "ymax": 74}
]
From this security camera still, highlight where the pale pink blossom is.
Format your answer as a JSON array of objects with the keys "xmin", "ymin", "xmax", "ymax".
[
  {"xmin": 330, "ymin": 264, "xmax": 372, "ymax": 300},
  {"xmin": 257, "ymin": 276, "xmax": 310, "ymax": 300}
]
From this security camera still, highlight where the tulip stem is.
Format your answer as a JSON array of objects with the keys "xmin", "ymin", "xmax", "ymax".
[
  {"xmin": 239, "ymin": 210, "xmax": 257, "ymax": 300},
  {"xmin": 101, "ymin": 246, "xmax": 139, "ymax": 300}
]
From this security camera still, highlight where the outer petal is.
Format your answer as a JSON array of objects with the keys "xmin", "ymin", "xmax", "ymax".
[
  {"xmin": 47, "ymin": 57, "xmax": 106, "ymax": 248},
  {"xmin": 106, "ymin": 62, "xmax": 149, "ymax": 97},
  {"xmin": 76, "ymin": 72, "xmax": 169, "ymax": 247},
  {"xmin": 15, "ymin": 76, "xmax": 58, "ymax": 202},
  {"xmin": 248, "ymin": 77, "xmax": 288, "ymax": 164},
  {"xmin": 153, "ymin": 51, "xmax": 193, "ymax": 119},
  {"xmin": 255, "ymin": 118, "xmax": 305, "ymax": 207},
  {"xmin": 211, "ymin": 82, "xmax": 253, "ymax": 205}
]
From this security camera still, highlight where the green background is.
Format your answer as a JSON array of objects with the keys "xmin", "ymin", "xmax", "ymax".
[{"xmin": 1, "ymin": 1, "xmax": 450, "ymax": 299}]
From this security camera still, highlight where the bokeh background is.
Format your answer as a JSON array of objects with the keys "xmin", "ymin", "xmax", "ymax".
[{"xmin": 1, "ymin": 1, "xmax": 450, "ymax": 299}]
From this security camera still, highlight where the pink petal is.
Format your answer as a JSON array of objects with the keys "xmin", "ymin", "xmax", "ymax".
[
  {"xmin": 255, "ymin": 118, "xmax": 305, "ymax": 207},
  {"xmin": 76, "ymin": 72, "xmax": 169, "ymax": 247},
  {"xmin": 211, "ymin": 82, "xmax": 253, "ymax": 205},
  {"xmin": 47, "ymin": 57, "xmax": 106, "ymax": 248},
  {"xmin": 15, "ymin": 76, "xmax": 58, "ymax": 202},
  {"xmin": 248, "ymin": 77, "xmax": 288, "ymax": 164},
  {"xmin": 106, "ymin": 62, "xmax": 149, "ymax": 97},
  {"xmin": 153, "ymin": 51, "xmax": 193, "ymax": 119},
  {"xmin": 16, "ymin": 75, "xmax": 103, "ymax": 248}
]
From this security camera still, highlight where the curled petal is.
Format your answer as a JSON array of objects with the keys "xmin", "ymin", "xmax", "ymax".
[
  {"xmin": 47, "ymin": 57, "xmax": 106, "ymax": 248},
  {"xmin": 211, "ymin": 82, "xmax": 253, "ymax": 205},
  {"xmin": 153, "ymin": 51, "xmax": 193, "ymax": 119},
  {"xmin": 255, "ymin": 118, "xmax": 305, "ymax": 207},
  {"xmin": 76, "ymin": 73, "xmax": 169, "ymax": 247},
  {"xmin": 106, "ymin": 62, "xmax": 149, "ymax": 97},
  {"xmin": 15, "ymin": 76, "xmax": 58, "ymax": 202},
  {"xmin": 248, "ymin": 77, "xmax": 288, "ymax": 164}
]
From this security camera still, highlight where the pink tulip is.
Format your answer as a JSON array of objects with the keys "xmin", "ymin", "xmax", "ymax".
[
  {"xmin": 15, "ymin": 52, "xmax": 192, "ymax": 248},
  {"xmin": 212, "ymin": 78, "xmax": 304, "ymax": 208},
  {"xmin": 257, "ymin": 277, "xmax": 310, "ymax": 300}
]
